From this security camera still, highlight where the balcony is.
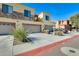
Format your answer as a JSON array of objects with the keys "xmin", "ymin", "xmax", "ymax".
[{"xmin": 0, "ymin": 10, "xmax": 34, "ymax": 21}]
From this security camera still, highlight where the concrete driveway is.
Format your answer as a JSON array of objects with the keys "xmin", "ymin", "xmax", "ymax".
[{"xmin": 0, "ymin": 35, "xmax": 14, "ymax": 56}]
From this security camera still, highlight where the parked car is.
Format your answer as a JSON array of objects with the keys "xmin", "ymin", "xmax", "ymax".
[{"xmin": 48, "ymin": 28, "xmax": 56, "ymax": 34}]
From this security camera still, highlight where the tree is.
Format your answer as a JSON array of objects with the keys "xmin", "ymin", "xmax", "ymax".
[{"xmin": 70, "ymin": 14, "xmax": 79, "ymax": 31}]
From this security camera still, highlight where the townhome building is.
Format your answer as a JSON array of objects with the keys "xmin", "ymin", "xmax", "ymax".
[
  {"xmin": 56, "ymin": 20, "xmax": 72, "ymax": 29},
  {"xmin": 0, "ymin": 3, "xmax": 56, "ymax": 34}
]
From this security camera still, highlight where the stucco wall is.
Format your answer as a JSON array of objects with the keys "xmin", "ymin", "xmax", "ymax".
[
  {"xmin": 0, "ymin": 17, "xmax": 43, "ymax": 33},
  {"xmin": 0, "ymin": 17, "xmax": 55, "ymax": 34},
  {"xmin": 38, "ymin": 12, "xmax": 50, "ymax": 21}
]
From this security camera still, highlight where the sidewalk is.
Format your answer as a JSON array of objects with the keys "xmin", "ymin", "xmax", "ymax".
[{"xmin": 13, "ymin": 32, "xmax": 79, "ymax": 56}]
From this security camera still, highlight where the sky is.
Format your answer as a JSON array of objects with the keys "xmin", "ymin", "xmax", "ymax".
[{"xmin": 21, "ymin": 3, "xmax": 79, "ymax": 20}]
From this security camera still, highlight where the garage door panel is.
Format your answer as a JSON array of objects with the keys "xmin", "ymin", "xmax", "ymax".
[
  {"xmin": 0, "ymin": 24, "xmax": 15, "ymax": 35},
  {"xmin": 23, "ymin": 24, "xmax": 41, "ymax": 33}
]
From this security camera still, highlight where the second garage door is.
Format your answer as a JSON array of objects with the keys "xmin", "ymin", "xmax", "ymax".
[{"xmin": 23, "ymin": 24, "xmax": 41, "ymax": 33}]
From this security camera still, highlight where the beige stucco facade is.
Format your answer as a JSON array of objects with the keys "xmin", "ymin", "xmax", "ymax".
[
  {"xmin": 38, "ymin": 12, "xmax": 50, "ymax": 21},
  {"xmin": 0, "ymin": 17, "xmax": 42, "ymax": 28},
  {"xmin": 0, "ymin": 17, "xmax": 49, "ymax": 33},
  {"xmin": 38, "ymin": 12, "xmax": 56, "ymax": 29},
  {"xmin": 0, "ymin": 17, "xmax": 56, "ymax": 33}
]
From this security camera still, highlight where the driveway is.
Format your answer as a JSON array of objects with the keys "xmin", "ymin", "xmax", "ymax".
[{"xmin": 0, "ymin": 35, "xmax": 14, "ymax": 56}]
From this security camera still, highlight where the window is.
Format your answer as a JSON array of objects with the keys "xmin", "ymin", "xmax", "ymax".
[
  {"xmin": 8, "ymin": 5, "xmax": 13, "ymax": 13},
  {"xmin": 45, "ymin": 15, "xmax": 49, "ymax": 20},
  {"xmin": 2, "ymin": 4, "xmax": 13, "ymax": 14},
  {"xmin": 24, "ymin": 10, "xmax": 31, "ymax": 17}
]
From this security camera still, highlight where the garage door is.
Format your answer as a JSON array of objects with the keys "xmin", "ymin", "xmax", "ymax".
[
  {"xmin": 23, "ymin": 24, "xmax": 41, "ymax": 33},
  {"xmin": 0, "ymin": 23, "xmax": 15, "ymax": 35}
]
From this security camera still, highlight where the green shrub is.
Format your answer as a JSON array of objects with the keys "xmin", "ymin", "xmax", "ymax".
[
  {"xmin": 13, "ymin": 28, "xmax": 29, "ymax": 42},
  {"xmin": 55, "ymin": 30, "xmax": 64, "ymax": 36}
]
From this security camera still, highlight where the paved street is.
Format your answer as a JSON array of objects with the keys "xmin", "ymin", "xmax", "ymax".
[{"xmin": 42, "ymin": 36, "xmax": 79, "ymax": 56}]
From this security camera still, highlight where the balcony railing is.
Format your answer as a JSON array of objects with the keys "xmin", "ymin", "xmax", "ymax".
[{"xmin": 0, "ymin": 11, "xmax": 34, "ymax": 21}]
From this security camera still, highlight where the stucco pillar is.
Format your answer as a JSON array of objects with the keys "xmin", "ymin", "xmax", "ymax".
[
  {"xmin": 16, "ymin": 20, "xmax": 23, "ymax": 29},
  {"xmin": 41, "ymin": 24, "xmax": 45, "ymax": 32}
]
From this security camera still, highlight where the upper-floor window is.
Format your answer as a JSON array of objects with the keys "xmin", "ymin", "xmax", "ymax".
[
  {"xmin": 2, "ymin": 4, "xmax": 13, "ymax": 14},
  {"xmin": 45, "ymin": 15, "xmax": 49, "ymax": 20},
  {"xmin": 24, "ymin": 10, "xmax": 31, "ymax": 17}
]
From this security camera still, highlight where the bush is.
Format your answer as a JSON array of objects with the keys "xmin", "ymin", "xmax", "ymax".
[
  {"xmin": 13, "ymin": 28, "xmax": 29, "ymax": 42},
  {"xmin": 42, "ymin": 30, "xmax": 49, "ymax": 34},
  {"xmin": 55, "ymin": 30, "xmax": 64, "ymax": 36}
]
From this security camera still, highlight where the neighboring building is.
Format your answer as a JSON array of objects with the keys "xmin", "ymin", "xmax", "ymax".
[
  {"xmin": 38, "ymin": 12, "xmax": 55, "ymax": 30},
  {"xmin": 0, "ymin": 3, "xmax": 55, "ymax": 34},
  {"xmin": 38, "ymin": 12, "xmax": 50, "ymax": 21},
  {"xmin": 56, "ymin": 20, "xmax": 71, "ymax": 29}
]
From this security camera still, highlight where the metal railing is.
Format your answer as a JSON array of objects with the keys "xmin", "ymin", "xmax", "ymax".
[{"xmin": 0, "ymin": 11, "xmax": 34, "ymax": 21}]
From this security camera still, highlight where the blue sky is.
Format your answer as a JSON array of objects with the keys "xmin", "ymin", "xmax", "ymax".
[{"xmin": 21, "ymin": 3, "xmax": 79, "ymax": 20}]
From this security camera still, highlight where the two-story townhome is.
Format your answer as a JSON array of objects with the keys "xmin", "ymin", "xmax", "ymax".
[
  {"xmin": 0, "ymin": 3, "xmax": 56, "ymax": 34},
  {"xmin": 38, "ymin": 12, "xmax": 55, "ymax": 30}
]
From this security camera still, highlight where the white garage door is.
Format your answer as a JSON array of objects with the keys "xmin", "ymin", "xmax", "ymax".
[
  {"xmin": 0, "ymin": 23, "xmax": 15, "ymax": 35},
  {"xmin": 23, "ymin": 24, "xmax": 41, "ymax": 33}
]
